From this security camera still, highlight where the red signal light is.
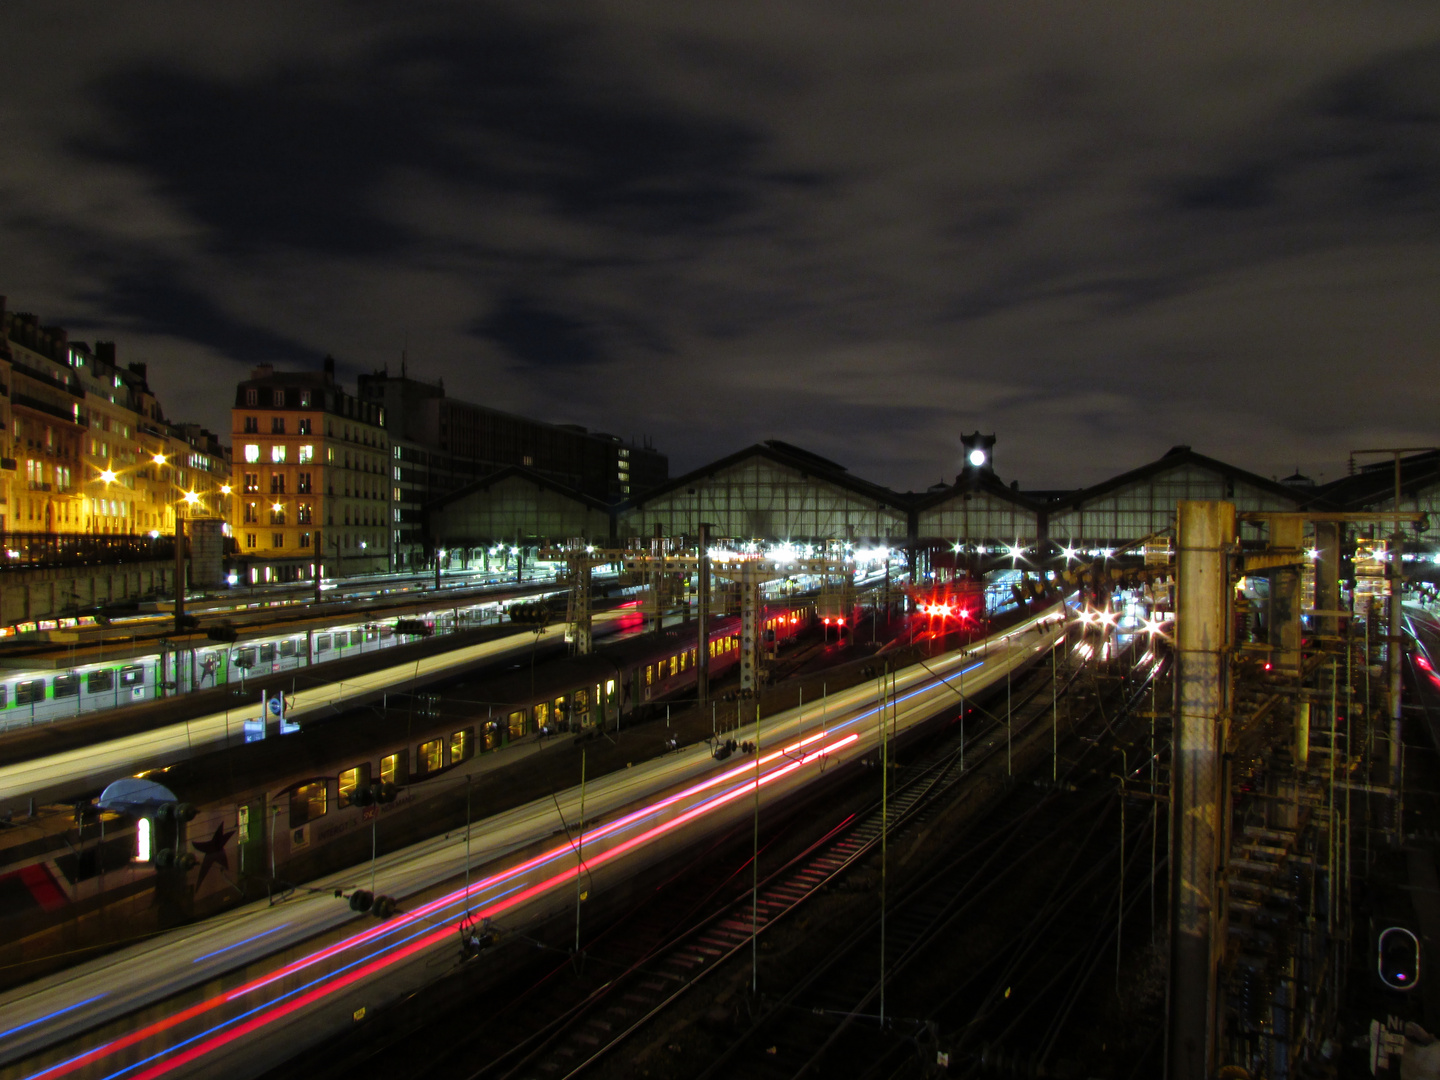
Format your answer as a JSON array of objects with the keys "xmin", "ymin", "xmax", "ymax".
[
  {"xmin": 1263, "ymin": 661, "xmax": 1273, "ymax": 672},
  {"xmin": 1417, "ymin": 655, "xmax": 1433, "ymax": 672}
]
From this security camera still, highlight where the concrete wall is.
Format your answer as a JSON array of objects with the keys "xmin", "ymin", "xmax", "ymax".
[{"xmin": 1, "ymin": 561, "xmax": 173, "ymax": 625}]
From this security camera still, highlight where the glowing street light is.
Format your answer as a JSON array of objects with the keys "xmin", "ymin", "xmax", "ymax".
[
  {"xmin": 220, "ymin": 484, "xmax": 232, "ymax": 495},
  {"xmin": 151, "ymin": 452, "xmax": 166, "ymax": 465},
  {"xmin": 183, "ymin": 490, "xmax": 200, "ymax": 506},
  {"xmin": 271, "ymin": 502, "xmax": 284, "ymax": 514},
  {"xmin": 99, "ymin": 469, "xmax": 117, "ymax": 484}
]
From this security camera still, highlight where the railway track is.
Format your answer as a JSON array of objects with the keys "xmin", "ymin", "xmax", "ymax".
[
  {"xmin": 429, "ymin": 648, "xmax": 1085, "ymax": 1080},
  {"xmin": 693, "ymin": 650, "xmax": 1168, "ymax": 1080}
]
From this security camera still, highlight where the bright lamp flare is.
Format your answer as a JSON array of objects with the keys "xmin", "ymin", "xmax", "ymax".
[
  {"xmin": 152, "ymin": 452, "xmax": 166, "ymax": 465},
  {"xmin": 271, "ymin": 502, "xmax": 284, "ymax": 513},
  {"xmin": 968, "ymin": 449, "xmax": 986, "ymax": 467},
  {"xmin": 183, "ymin": 491, "xmax": 200, "ymax": 505},
  {"xmin": 99, "ymin": 469, "xmax": 117, "ymax": 484}
]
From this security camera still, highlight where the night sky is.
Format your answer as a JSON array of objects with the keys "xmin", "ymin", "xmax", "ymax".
[{"xmin": 3, "ymin": 2, "xmax": 1438, "ymax": 491}]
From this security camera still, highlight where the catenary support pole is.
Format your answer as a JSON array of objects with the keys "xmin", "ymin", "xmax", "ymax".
[{"xmin": 1168, "ymin": 499, "xmax": 1234, "ymax": 1080}]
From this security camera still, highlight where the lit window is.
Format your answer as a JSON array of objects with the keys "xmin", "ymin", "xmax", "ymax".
[
  {"xmin": 135, "ymin": 818, "xmax": 151, "ymax": 862},
  {"xmin": 338, "ymin": 764, "xmax": 370, "ymax": 807},
  {"xmin": 450, "ymin": 729, "xmax": 473, "ymax": 763},
  {"xmin": 290, "ymin": 782, "xmax": 326, "ymax": 825},
  {"xmin": 244, "ymin": 444, "xmax": 260, "ymax": 463},
  {"xmin": 300, "ymin": 390, "xmax": 312, "ymax": 408},
  {"xmin": 271, "ymin": 445, "xmax": 287, "ymax": 463},
  {"xmin": 419, "ymin": 739, "xmax": 443, "ymax": 773},
  {"xmin": 380, "ymin": 752, "xmax": 408, "ymax": 786},
  {"xmin": 299, "ymin": 445, "xmax": 313, "ymax": 463}
]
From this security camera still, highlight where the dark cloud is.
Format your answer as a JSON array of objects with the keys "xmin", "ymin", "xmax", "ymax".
[
  {"xmin": 474, "ymin": 292, "xmax": 607, "ymax": 367},
  {"xmin": 1, "ymin": 1, "xmax": 1438, "ymax": 490}
]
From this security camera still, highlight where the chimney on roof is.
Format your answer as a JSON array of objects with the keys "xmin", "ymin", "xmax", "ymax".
[
  {"xmin": 95, "ymin": 341, "xmax": 117, "ymax": 366},
  {"xmin": 252, "ymin": 363, "xmax": 275, "ymax": 379},
  {"xmin": 323, "ymin": 354, "xmax": 336, "ymax": 383},
  {"xmin": 128, "ymin": 361, "xmax": 148, "ymax": 384}
]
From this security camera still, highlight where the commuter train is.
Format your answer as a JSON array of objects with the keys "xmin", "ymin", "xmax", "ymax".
[
  {"xmin": 0, "ymin": 598, "xmax": 529, "ymax": 731},
  {"xmin": 0, "ymin": 603, "xmax": 814, "ymax": 938}
]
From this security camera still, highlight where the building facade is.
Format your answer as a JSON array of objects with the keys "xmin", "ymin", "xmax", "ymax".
[
  {"xmin": 230, "ymin": 360, "xmax": 391, "ymax": 583},
  {"xmin": 357, "ymin": 369, "xmax": 667, "ymax": 567},
  {"xmin": 1, "ymin": 297, "xmax": 228, "ymax": 541}
]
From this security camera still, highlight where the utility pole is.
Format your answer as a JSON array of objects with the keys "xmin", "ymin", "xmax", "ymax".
[
  {"xmin": 697, "ymin": 523, "xmax": 711, "ymax": 709},
  {"xmin": 1352, "ymin": 446, "xmax": 1437, "ymax": 833}
]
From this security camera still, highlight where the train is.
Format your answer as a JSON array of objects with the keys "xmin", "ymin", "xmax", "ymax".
[
  {"xmin": 0, "ymin": 595, "xmax": 539, "ymax": 731},
  {"xmin": 0, "ymin": 602, "xmax": 814, "ymax": 948}
]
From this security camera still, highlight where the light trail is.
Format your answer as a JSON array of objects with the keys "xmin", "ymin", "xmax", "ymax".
[
  {"xmin": 25, "ymin": 729, "xmax": 860, "ymax": 1080},
  {"xmin": 22, "ymin": 619, "xmax": 1054, "ymax": 1080}
]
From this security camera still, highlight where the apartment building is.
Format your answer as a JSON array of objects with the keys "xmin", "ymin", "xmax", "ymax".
[
  {"xmin": 0, "ymin": 297, "xmax": 227, "ymax": 538},
  {"xmin": 230, "ymin": 359, "xmax": 391, "ymax": 583}
]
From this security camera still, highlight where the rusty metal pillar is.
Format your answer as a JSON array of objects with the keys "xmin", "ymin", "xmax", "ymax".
[
  {"xmin": 1270, "ymin": 517, "xmax": 1304, "ymax": 677},
  {"xmin": 1169, "ymin": 500, "xmax": 1234, "ymax": 1080},
  {"xmin": 1314, "ymin": 521, "xmax": 1341, "ymax": 642},
  {"xmin": 697, "ymin": 524, "xmax": 711, "ymax": 709}
]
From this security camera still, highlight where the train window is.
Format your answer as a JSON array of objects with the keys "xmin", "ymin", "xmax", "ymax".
[
  {"xmin": 316, "ymin": 634, "xmax": 332, "ymax": 654},
  {"xmin": 120, "ymin": 665, "xmax": 144, "ymax": 687},
  {"xmin": 554, "ymin": 696, "xmax": 566, "ymax": 724},
  {"xmin": 670, "ymin": 655, "xmax": 678, "ymax": 677},
  {"xmin": 338, "ymin": 764, "xmax": 371, "ymax": 807},
  {"xmin": 533, "ymin": 701, "xmax": 549, "ymax": 729},
  {"xmin": 572, "ymin": 689, "xmax": 588, "ymax": 724},
  {"xmin": 419, "ymin": 739, "xmax": 443, "ymax": 773},
  {"xmin": 233, "ymin": 648, "xmax": 257, "ymax": 668},
  {"xmin": 0, "ymin": 684, "xmax": 6, "ymax": 708},
  {"xmin": 450, "ymin": 729, "xmax": 473, "ymax": 763},
  {"xmin": 87, "ymin": 669, "xmax": 114, "ymax": 693},
  {"xmin": 52, "ymin": 674, "xmax": 79, "ymax": 698},
  {"xmin": 350, "ymin": 630, "xmax": 363, "ymax": 647},
  {"xmin": 280, "ymin": 639, "xmax": 296, "ymax": 658},
  {"xmin": 645, "ymin": 665, "xmax": 653, "ymax": 686},
  {"xmin": 290, "ymin": 782, "xmax": 327, "ymax": 826},
  {"xmin": 691, "ymin": 648, "xmax": 697, "ymax": 667},
  {"xmin": 259, "ymin": 643, "xmax": 276, "ymax": 663},
  {"xmin": 605, "ymin": 679, "xmax": 615, "ymax": 699},
  {"xmin": 380, "ymin": 752, "xmax": 409, "ymax": 786},
  {"xmin": 508, "ymin": 710, "xmax": 526, "ymax": 739},
  {"xmin": 15, "ymin": 679, "xmax": 45, "ymax": 705}
]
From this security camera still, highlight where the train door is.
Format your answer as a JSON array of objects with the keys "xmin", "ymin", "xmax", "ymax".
[{"xmin": 236, "ymin": 796, "xmax": 267, "ymax": 881}]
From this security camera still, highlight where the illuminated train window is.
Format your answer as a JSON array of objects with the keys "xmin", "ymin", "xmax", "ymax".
[
  {"xmin": 0, "ymin": 684, "xmax": 6, "ymax": 708},
  {"xmin": 290, "ymin": 782, "xmax": 327, "ymax": 826},
  {"xmin": 670, "ymin": 655, "xmax": 678, "ymax": 677},
  {"xmin": 87, "ymin": 669, "xmax": 114, "ymax": 693},
  {"xmin": 120, "ymin": 665, "xmax": 144, "ymax": 687},
  {"xmin": 338, "ymin": 764, "xmax": 370, "ymax": 807},
  {"xmin": 15, "ymin": 679, "xmax": 45, "ymax": 705},
  {"xmin": 508, "ymin": 710, "xmax": 526, "ymax": 739},
  {"xmin": 350, "ymin": 630, "xmax": 363, "ymax": 647},
  {"xmin": 533, "ymin": 701, "xmax": 549, "ymax": 729},
  {"xmin": 450, "ymin": 729, "xmax": 473, "ymax": 763},
  {"xmin": 380, "ymin": 752, "xmax": 408, "ymax": 786},
  {"xmin": 233, "ymin": 648, "xmax": 257, "ymax": 668},
  {"xmin": 52, "ymin": 674, "xmax": 79, "ymax": 698},
  {"xmin": 259, "ymin": 643, "xmax": 275, "ymax": 663},
  {"xmin": 316, "ymin": 635, "xmax": 332, "ymax": 654},
  {"xmin": 280, "ymin": 639, "xmax": 296, "ymax": 658},
  {"xmin": 419, "ymin": 739, "xmax": 443, "ymax": 773}
]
